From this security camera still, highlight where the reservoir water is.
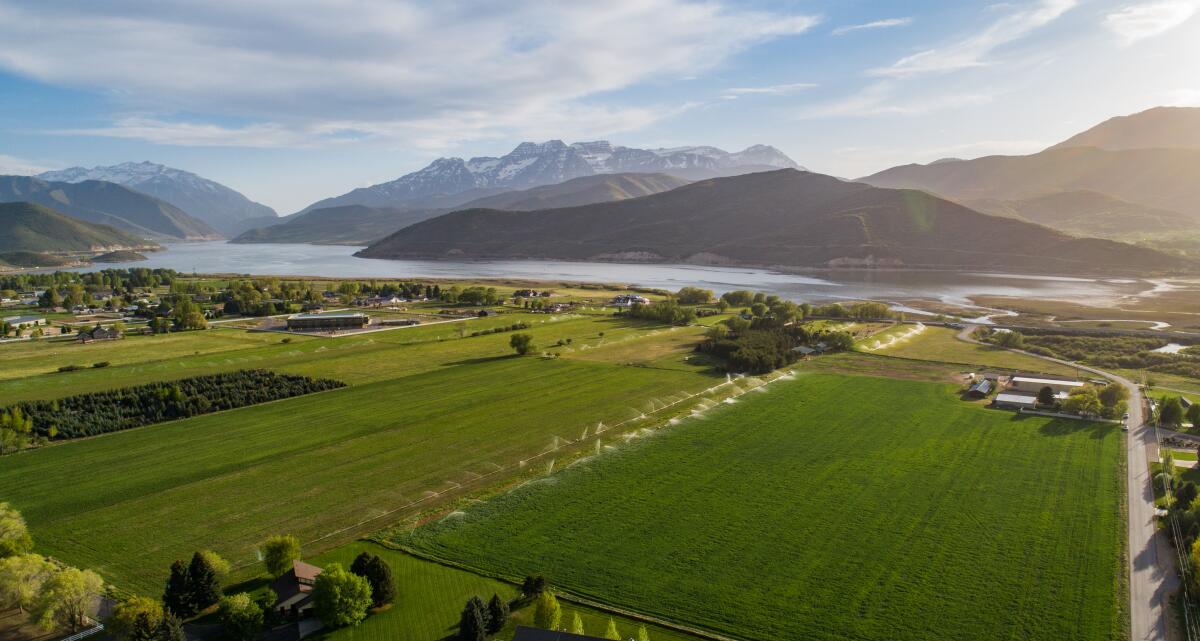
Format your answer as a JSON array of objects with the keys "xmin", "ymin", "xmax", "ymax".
[{"xmin": 70, "ymin": 241, "xmax": 1150, "ymax": 306}]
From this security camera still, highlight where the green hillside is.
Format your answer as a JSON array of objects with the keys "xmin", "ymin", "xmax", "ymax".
[
  {"xmin": 357, "ymin": 169, "xmax": 1192, "ymax": 275},
  {"xmin": 0, "ymin": 175, "xmax": 221, "ymax": 240},
  {"xmin": 460, "ymin": 172, "xmax": 689, "ymax": 211},
  {"xmin": 0, "ymin": 201, "xmax": 159, "ymax": 253},
  {"xmin": 965, "ymin": 190, "xmax": 1199, "ymax": 239}
]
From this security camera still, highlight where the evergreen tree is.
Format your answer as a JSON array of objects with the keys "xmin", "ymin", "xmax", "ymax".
[
  {"xmin": 349, "ymin": 552, "xmax": 372, "ymax": 578},
  {"xmin": 570, "ymin": 613, "xmax": 584, "ymax": 635},
  {"xmin": 187, "ymin": 552, "xmax": 221, "ymax": 611},
  {"xmin": 127, "ymin": 611, "xmax": 159, "ymax": 641},
  {"xmin": 603, "ymin": 617, "xmax": 620, "ymax": 640},
  {"xmin": 364, "ymin": 557, "xmax": 395, "ymax": 606},
  {"xmin": 156, "ymin": 611, "xmax": 186, "ymax": 641},
  {"xmin": 162, "ymin": 560, "xmax": 194, "ymax": 618},
  {"xmin": 468, "ymin": 596, "xmax": 489, "ymax": 633},
  {"xmin": 638, "ymin": 623, "xmax": 651, "ymax": 641},
  {"xmin": 486, "ymin": 593, "xmax": 508, "ymax": 635},
  {"xmin": 457, "ymin": 598, "xmax": 485, "ymax": 641}
]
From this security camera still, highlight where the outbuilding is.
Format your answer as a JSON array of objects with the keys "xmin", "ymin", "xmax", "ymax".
[
  {"xmin": 1007, "ymin": 376, "xmax": 1084, "ymax": 396},
  {"xmin": 993, "ymin": 393, "xmax": 1039, "ymax": 410},
  {"xmin": 966, "ymin": 379, "xmax": 993, "ymax": 399},
  {"xmin": 286, "ymin": 312, "xmax": 369, "ymax": 331}
]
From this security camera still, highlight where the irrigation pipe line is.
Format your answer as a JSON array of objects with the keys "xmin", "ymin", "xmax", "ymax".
[{"xmin": 227, "ymin": 368, "xmax": 794, "ymax": 574}]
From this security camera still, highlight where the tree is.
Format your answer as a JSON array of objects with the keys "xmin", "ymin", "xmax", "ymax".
[
  {"xmin": 1177, "ymin": 481, "xmax": 1199, "ymax": 511},
  {"xmin": 0, "ymin": 502, "xmax": 33, "ymax": 558},
  {"xmin": 570, "ymin": 612, "xmax": 585, "ymax": 635},
  {"xmin": 217, "ymin": 593, "xmax": 263, "ymax": 641},
  {"xmin": 198, "ymin": 550, "xmax": 230, "ymax": 579},
  {"xmin": 533, "ymin": 591, "xmax": 561, "ymax": 630},
  {"xmin": 1188, "ymin": 403, "xmax": 1200, "ymax": 428},
  {"xmin": 162, "ymin": 560, "xmax": 194, "ymax": 618},
  {"xmin": 188, "ymin": 551, "xmax": 222, "ymax": 611},
  {"xmin": 349, "ymin": 554, "xmax": 394, "ymax": 607},
  {"xmin": 638, "ymin": 623, "xmax": 651, "ymax": 641},
  {"xmin": 486, "ymin": 593, "xmax": 508, "ymax": 634},
  {"xmin": 510, "ymin": 333, "xmax": 535, "ymax": 355},
  {"xmin": 156, "ymin": 611, "xmax": 186, "ymax": 641},
  {"xmin": 995, "ymin": 331, "xmax": 1025, "ymax": 349},
  {"xmin": 260, "ymin": 535, "xmax": 301, "ymax": 577},
  {"xmin": 521, "ymin": 575, "xmax": 546, "ymax": 601},
  {"xmin": 31, "ymin": 566, "xmax": 105, "ymax": 632},
  {"xmin": 1099, "ymin": 383, "xmax": 1129, "ymax": 409},
  {"xmin": 311, "ymin": 563, "xmax": 371, "ymax": 628},
  {"xmin": 1036, "ymin": 386, "xmax": 1056, "ymax": 406},
  {"xmin": 750, "ymin": 302, "xmax": 768, "ymax": 318},
  {"xmin": 0, "ymin": 553, "xmax": 54, "ymax": 613},
  {"xmin": 457, "ymin": 597, "xmax": 486, "ymax": 641},
  {"xmin": 603, "ymin": 617, "xmax": 620, "ymax": 640},
  {"xmin": 1161, "ymin": 396, "xmax": 1185, "ymax": 427},
  {"xmin": 1062, "ymin": 388, "xmax": 1102, "ymax": 416},
  {"xmin": 108, "ymin": 596, "xmax": 164, "ymax": 641},
  {"xmin": 720, "ymin": 290, "xmax": 754, "ymax": 307},
  {"xmin": 674, "ymin": 287, "xmax": 713, "ymax": 305}
]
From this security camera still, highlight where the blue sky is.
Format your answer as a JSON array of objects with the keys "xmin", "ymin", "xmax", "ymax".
[{"xmin": 0, "ymin": 0, "xmax": 1197, "ymax": 214}]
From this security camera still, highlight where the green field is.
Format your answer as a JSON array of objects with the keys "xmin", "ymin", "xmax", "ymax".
[
  {"xmin": 873, "ymin": 326, "xmax": 1082, "ymax": 377},
  {"xmin": 402, "ymin": 372, "xmax": 1124, "ymax": 641},
  {"xmin": 309, "ymin": 543, "xmax": 706, "ymax": 641},
  {"xmin": 0, "ymin": 315, "xmax": 726, "ymax": 594}
]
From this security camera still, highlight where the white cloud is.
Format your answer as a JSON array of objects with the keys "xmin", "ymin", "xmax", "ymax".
[
  {"xmin": 869, "ymin": 0, "xmax": 1077, "ymax": 77},
  {"xmin": 796, "ymin": 81, "xmax": 999, "ymax": 119},
  {"xmin": 1103, "ymin": 1, "xmax": 1200, "ymax": 46},
  {"xmin": 0, "ymin": 154, "xmax": 54, "ymax": 175},
  {"xmin": 722, "ymin": 82, "xmax": 817, "ymax": 98},
  {"xmin": 0, "ymin": 1, "xmax": 818, "ymax": 148},
  {"xmin": 832, "ymin": 18, "xmax": 913, "ymax": 36}
]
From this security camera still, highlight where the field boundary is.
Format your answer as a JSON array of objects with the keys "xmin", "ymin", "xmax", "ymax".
[{"xmin": 382, "ymin": 544, "xmax": 743, "ymax": 641}]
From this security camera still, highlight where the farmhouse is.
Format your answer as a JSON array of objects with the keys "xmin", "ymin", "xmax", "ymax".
[
  {"xmin": 76, "ymin": 324, "xmax": 123, "ymax": 343},
  {"xmin": 271, "ymin": 560, "xmax": 323, "ymax": 616},
  {"xmin": 512, "ymin": 626, "xmax": 609, "ymax": 641},
  {"xmin": 1006, "ymin": 376, "xmax": 1083, "ymax": 396},
  {"xmin": 611, "ymin": 294, "xmax": 651, "ymax": 307},
  {"xmin": 993, "ymin": 393, "xmax": 1039, "ymax": 410},
  {"xmin": 286, "ymin": 312, "xmax": 370, "ymax": 331}
]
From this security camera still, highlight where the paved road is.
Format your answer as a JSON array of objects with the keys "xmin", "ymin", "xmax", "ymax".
[{"xmin": 957, "ymin": 325, "xmax": 1175, "ymax": 640}]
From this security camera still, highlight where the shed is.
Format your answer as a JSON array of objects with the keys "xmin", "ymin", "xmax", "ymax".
[
  {"xmin": 966, "ymin": 379, "xmax": 992, "ymax": 399},
  {"xmin": 993, "ymin": 393, "xmax": 1038, "ymax": 410}
]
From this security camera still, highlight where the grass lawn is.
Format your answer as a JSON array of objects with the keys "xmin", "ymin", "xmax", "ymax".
[
  {"xmin": 873, "ymin": 326, "xmax": 1082, "ymax": 377},
  {"xmin": 308, "ymin": 542, "xmax": 707, "ymax": 641},
  {"xmin": 401, "ymin": 372, "xmax": 1124, "ymax": 641},
  {"xmin": 0, "ymin": 354, "xmax": 721, "ymax": 595}
]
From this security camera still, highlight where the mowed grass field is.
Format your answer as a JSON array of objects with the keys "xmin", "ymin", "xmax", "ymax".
[
  {"xmin": 873, "ymin": 326, "xmax": 1083, "ymax": 377},
  {"xmin": 0, "ymin": 316, "xmax": 725, "ymax": 594},
  {"xmin": 402, "ymin": 373, "xmax": 1124, "ymax": 641},
  {"xmin": 310, "ymin": 543, "xmax": 707, "ymax": 641}
]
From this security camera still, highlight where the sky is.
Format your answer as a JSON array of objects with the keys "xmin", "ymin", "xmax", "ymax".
[{"xmin": 0, "ymin": 0, "xmax": 1198, "ymax": 214}]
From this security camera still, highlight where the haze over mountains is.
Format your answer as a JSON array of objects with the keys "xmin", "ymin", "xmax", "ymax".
[
  {"xmin": 860, "ymin": 107, "xmax": 1200, "ymax": 242},
  {"xmin": 39, "ymin": 162, "xmax": 278, "ymax": 236},
  {"xmin": 296, "ymin": 141, "xmax": 797, "ymax": 214},
  {"xmin": 235, "ymin": 173, "xmax": 691, "ymax": 245},
  {"xmin": 0, "ymin": 176, "xmax": 220, "ymax": 241},
  {"xmin": 357, "ymin": 169, "xmax": 1188, "ymax": 275}
]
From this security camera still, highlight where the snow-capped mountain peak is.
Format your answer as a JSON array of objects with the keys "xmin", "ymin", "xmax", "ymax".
[
  {"xmin": 39, "ymin": 161, "xmax": 277, "ymax": 236},
  {"xmin": 297, "ymin": 140, "xmax": 800, "ymax": 214}
]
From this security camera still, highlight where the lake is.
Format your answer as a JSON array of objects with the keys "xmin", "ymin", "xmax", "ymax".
[{"xmin": 71, "ymin": 241, "xmax": 1149, "ymax": 307}]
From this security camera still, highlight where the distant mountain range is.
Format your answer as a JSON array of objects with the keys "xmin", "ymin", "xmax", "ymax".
[
  {"xmin": 1048, "ymin": 106, "xmax": 1200, "ymax": 152},
  {"xmin": 0, "ymin": 176, "xmax": 220, "ymax": 241},
  {"xmin": 38, "ymin": 161, "xmax": 278, "ymax": 236},
  {"xmin": 235, "ymin": 173, "xmax": 691, "ymax": 245},
  {"xmin": 357, "ymin": 169, "xmax": 1189, "ymax": 275},
  {"xmin": 860, "ymin": 107, "xmax": 1200, "ymax": 239},
  {"xmin": 295, "ymin": 141, "xmax": 796, "ymax": 214},
  {"xmin": 0, "ymin": 201, "xmax": 160, "ymax": 254}
]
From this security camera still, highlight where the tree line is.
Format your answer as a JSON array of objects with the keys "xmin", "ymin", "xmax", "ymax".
[
  {"xmin": 2, "ymin": 370, "xmax": 345, "ymax": 442},
  {"xmin": 457, "ymin": 574, "xmax": 650, "ymax": 641}
]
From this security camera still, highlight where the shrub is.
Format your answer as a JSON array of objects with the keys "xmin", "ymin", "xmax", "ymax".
[{"xmin": 91, "ymin": 362, "xmax": 110, "ymax": 368}]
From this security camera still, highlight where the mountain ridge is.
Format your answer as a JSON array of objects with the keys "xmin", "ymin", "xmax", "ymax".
[
  {"xmin": 356, "ymin": 169, "xmax": 1189, "ymax": 276},
  {"xmin": 39, "ymin": 161, "xmax": 277, "ymax": 236},
  {"xmin": 0, "ymin": 175, "xmax": 221, "ymax": 240},
  {"xmin": 0, "ymin": 201, "xmax": 161, "ymax": 253},
  {"xmin": 296, "ymin": 140, "xmax": 797, "ymax": 214}
]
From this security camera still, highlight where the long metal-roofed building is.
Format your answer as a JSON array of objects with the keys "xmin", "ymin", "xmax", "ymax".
[{"xmin": 286, "ymin": 312, "xmax": 370, "ymax": 331}]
